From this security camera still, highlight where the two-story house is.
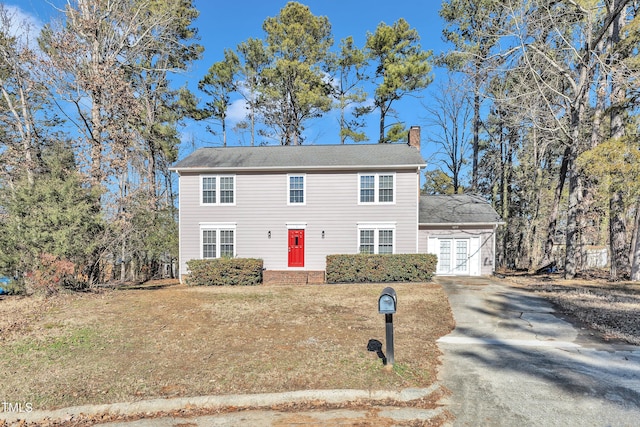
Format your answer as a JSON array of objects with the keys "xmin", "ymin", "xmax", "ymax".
[{"xmin": 170, "ymin": 127, "xmax": 502, "ymax": 283}]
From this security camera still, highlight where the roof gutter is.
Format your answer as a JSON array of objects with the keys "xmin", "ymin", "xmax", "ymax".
[
  {"xmin": 419, "ymin": 221, "xmax": 506, "ymax": 227},
  {"xmin": 170, "ymin": 164, "xmax": 426, "ymax": 173}
]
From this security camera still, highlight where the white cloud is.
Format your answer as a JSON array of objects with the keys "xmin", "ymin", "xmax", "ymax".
[
  {"xmin": 2, "ymin": 4, "xmax": 44, "ymax": 50},
  {"xmin": 227, "ymin": 98, "xmax": 248, "ymax": 124}
]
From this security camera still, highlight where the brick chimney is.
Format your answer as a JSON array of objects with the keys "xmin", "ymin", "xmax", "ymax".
[{"xmin": 408, "ymin": 126, "xmax": 420, "ymax": 150}]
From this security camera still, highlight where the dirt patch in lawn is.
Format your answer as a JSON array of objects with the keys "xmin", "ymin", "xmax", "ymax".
[
  {"xmin": 506, "ymin": 274, "xmax": 640, "ymax": 345},
  {"xmin": 0, "ymin": 281, "xmax": 453, "ymax": 411}
]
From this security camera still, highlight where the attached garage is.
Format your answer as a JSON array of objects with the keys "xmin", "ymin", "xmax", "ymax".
[{"xmin": 419, "ymin": 194, "xmax": 503, "ymax": 276}]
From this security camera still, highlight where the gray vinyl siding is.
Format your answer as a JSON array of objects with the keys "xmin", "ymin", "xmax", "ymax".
[
  {"xmin": 418, "ymin": 226, "xmax": 497, "ymax": 276},
  {"xmin": 178, "ymin": 169, "xmax": 420, "ymax": 276}
]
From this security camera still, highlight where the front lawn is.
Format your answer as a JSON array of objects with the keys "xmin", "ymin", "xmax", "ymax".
[{"xmin": 0, "ymin": 281, "xmax": 454, "ymax": 410}]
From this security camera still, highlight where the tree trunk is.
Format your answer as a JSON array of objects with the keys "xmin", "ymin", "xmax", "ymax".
[
  {"xmin": 630, "ymin": 202, "xmax": 640, "ymax": 280},
  {"xmin": 120, "ymin": 239, "xmax": 127, "ymax": 282},
  {"xmin": 378, "ymin": 108, "xmax": 385, "ymax": 143},
  {"xmin": 222, "ymin": 117, "xmax": 227, "ymax": 147},
  {"xmin": 340, "ymin": 96, "xmax": 346, "ymax": 144},
  {"xmin": 565, "ymin": 149, "xmax": 581, "ymax": 279},
  {"xmin": 542, "ymin": 147, "xmax": 570, "ymax": 266},
  {"xmin": 90, "ymin": 88, "xmax": 103, "ymax": 192},
  {"xmin": 608, "ymin": 1, "xmax": 628, "ymax": 279},
  {"xmin": 250, "ymin": 106, "xmax": 255, "ymax": 146},
  {"xmin": 472, "ymin": 82, "xmax": 480, "ymax": 192},
  {"xmin": 501, "ymin": 130, "xmax": 515, "ymax": 269},
  {"xmin": 609, "ymin": 188, "xmax": 629, "ymax": 279},
  {"xmin": 527, "ymin": 126, "xmax": 545, "ymax": 269}
]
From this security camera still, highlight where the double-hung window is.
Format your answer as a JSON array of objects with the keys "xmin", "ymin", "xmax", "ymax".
[
  {"xmin": 219, "ymin": 230, "xmax": 235, "ymax": 257},
  {"xmin": 219, "ymin": 177, "xmax": 234, "ymax": 204},
  {"xmin": 202, "ymin": 229, "xmax": 217, "ymax": 258},
  {"xmin": 288, "ymin": 174, "xmax": 305, "ymax": 205},
  {"xmin": 378, "ymin": 175, "xmax": 394, "ymax": 203},
  {"xmin": 359, "ymin": 175, "xmax": 375, "ymax": 203},
  {"xmin": 359, "ymin": 230, "xmax": 375, "ymax": 254},
  {"xmin": 202, "ymin": 177, "xmax": 217, "ymax": 204},
  {"xmin": 358, "ymin": 224, "xmax": 396, "ymax": 254},
  {"xmin": 378, "ymin": 230, "xmax": 394, "ymax": 254},
  {"xmin": 200, "ymin": 224, "xmax": 236, "ymax": 259},
  {"xmin": 358, "ymin": 173, "xmax": 395, "ymax": 204},
  {"xmin": 201, "ymin": 175, "xmax": 235, "ymax": 205}
]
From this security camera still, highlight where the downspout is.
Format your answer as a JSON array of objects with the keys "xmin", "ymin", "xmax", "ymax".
[
  {"xmin": 177, "ymin": 171, "xmax": 183, "ymax": 284},
  {"xmin": 492, "ymin": 224, "xmax": 497, "ymax": 274},
  {"xmin": 416, "ymin": 168, "xmax": 420, "ymax": 253}
]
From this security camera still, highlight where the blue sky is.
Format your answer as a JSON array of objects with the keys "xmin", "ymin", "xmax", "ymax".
[{"xmin": 4, "ymin": 0, "xmax": 453, "ymax": 172}]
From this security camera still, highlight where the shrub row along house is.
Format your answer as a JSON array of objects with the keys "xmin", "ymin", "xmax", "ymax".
[{"xmin": 170, "ymin": 127, "xmax": 503, "ymax": 284}]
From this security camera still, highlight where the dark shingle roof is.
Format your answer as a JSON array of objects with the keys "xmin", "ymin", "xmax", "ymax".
[
  {"xmin": 171, "ymin": 144, "xmax": 425, "ymax": 171},
  {"xmin": 419, "ymin": 194, "xmax": 503, "ymax": 225}
]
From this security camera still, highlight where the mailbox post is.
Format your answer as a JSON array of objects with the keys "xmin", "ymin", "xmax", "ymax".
[{"xmin": 378, "ymin": 287, "xmax": 397, "ymax": 367}]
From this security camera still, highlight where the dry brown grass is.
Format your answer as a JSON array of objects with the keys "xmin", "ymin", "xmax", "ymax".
[
  {"xmin": 507, "ymin": 274, "xmax": 640, "ymax": 345},
  {"xmin": 0, "ymin": 281, "xmax": 453, "ymax": 410}
]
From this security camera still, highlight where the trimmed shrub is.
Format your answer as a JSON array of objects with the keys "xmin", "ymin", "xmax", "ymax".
[
  {"xmin": 325, "ymin": 254, "xmax": 437, "ymax": 283},
  {"xmin": 186, "ymin": 258, "xmax": 263, "ymax": 286}
]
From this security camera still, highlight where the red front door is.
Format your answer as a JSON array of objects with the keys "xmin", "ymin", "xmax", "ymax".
[{"xmin": 288, "ymin": 229, "xmax": 305, "ymax": 267}]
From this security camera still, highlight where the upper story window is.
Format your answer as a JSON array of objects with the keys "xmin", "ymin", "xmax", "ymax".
[
  {"xmin": 358, "ymin": 173, "xmax": 395, "ymax": 204},
  {"xmin": 202, "ymin": 177, "xmax": 216, "ymax": 204},
  {"xmin": 378, "ymin": 175, "xmax": 394, "ymax": 203},
  {"xmin": 288, "ymin": 174, "xmax": 305, "ymax": 205},
  {"xmin": 201, "ymin": 175, "xmax": 235, "ymax": 205},
  {"xmin": 360, "ymin": 175, "xmax": 375, "ymax": 203}
]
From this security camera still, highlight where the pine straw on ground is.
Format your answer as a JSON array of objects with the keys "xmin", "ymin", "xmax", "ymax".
[{"xmin": 506, "ymin": 274, "xmax": 640, "ymax": 345}]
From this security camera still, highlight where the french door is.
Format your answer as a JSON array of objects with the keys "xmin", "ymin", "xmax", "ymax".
[{"xmin": 438, "ymin": 239, "xmax": 470, "ymax": 275}]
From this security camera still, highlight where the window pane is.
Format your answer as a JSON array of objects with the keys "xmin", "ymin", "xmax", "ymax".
[
  {"xmin": 202, "ymin": 177, "xmax": 216, "ymax": 204},
  {"xmin": 455, "ymin": 240, "xmax": 468, "ymax": 272},
  {"xmin": 289, "ymin": 176, "xmax": 304, "ymax": 203},
  {"xmin": 439, "ymin": 240, "xmax": 451, "ymax": 273},
  {"xmin": 360, "ymin": 175, "xmax": 375, "ymax": 203},
  {"xmin": 219, "ymin": 177, "xmax": 234, "ymax": 204},
  {"xmin": 378, "ymin": 230, "xmax": 393, "ymax": 254},
  {"xmin": 220, "ymin": 230, "xmax": 234, "ymax": 257},
  {"xmin": 203, "ymin": 230, "xmax": 216, "ymax": 258},
  {"xmin": 359, "ymin": 229, "xmax": 374, "ymax": 254},
  {"xmin": 379, "ymin": 175, "xmax": 393, "ymax": 202}
]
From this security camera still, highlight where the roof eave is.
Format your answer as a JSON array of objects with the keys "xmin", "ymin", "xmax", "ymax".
[
  {"xmin": 419, "ymin": 221, "xmax": 505, "ymax": 227},
  {"xmin": 170, "ymin": 164, "xmax": 426, "ymax": 173}
]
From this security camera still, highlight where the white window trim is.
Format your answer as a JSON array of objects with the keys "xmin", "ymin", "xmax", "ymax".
[
  {"xmin": 358, "ymin": 173, "xmax": 376, "ymax": 204},
  {"xmin": 357, "ymin": 223, "xmax": 396, "ymax": 254},
  {"xmin": 357, "ymin": 172, "xmax": 396, "ymax": 205},
  {"xmin": 286, "ymin": 223, "xmax": 307, "ymax": 230},
  {"xmin": 201, "ymin": 175, "xmax": 217, "ymax": 206},
  {"xmin": 200, "ymin": 175, "xmax": 236, "ymax": 206},
  {"xmin": 199, "ymin": 223, "xmax": 237, "ymax": 259},
  {"xmin": 434, "ymin": 237, "xmax": 478, "ymax": 275},
  {"xmin": 287, "ymin": 173, "xmax": 306, "ymax": 206}
]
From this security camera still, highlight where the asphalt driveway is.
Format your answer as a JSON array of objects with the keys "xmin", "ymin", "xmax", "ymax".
[{"xmin": 435, "ymin": 276, "xmax": 640, "ymax": 427}]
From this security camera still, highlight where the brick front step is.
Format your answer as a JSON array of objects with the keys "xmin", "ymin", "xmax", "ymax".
[{"xmin": 263, "ymin": 270, "xmax": 325, "ymax": 285}]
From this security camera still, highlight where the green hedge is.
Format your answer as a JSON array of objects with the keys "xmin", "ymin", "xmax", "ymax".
[
  {"xmin": 326, "ymin": 254, "xmax": 437, "ymax": 283},
  {"xmin": 186, "ymin": 258, "xmax": 263, "ymax": 286}
]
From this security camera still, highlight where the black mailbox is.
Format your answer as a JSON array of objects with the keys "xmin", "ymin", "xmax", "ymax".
[{"xmin": 378, "ymin": 287, "xmax": 397, "ymax": 314}]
